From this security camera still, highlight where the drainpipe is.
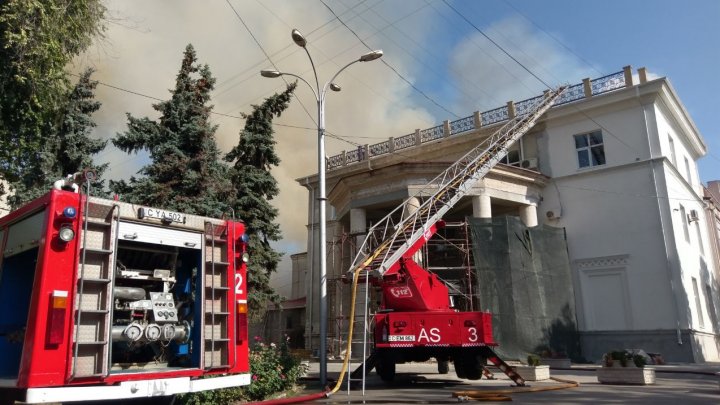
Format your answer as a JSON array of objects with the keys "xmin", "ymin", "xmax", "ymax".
[{"xmin": 638, "ymin": 86, "xmax": 683, "ymax": 345}]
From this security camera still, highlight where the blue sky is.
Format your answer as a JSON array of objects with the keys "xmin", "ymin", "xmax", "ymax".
[
  {"xmin": 83, "ymin": 0, "xmax": 720, "ymax": 294},
  {"xmin": 412, "ymin": 0, "xmax": 720, "ymax": 182}
]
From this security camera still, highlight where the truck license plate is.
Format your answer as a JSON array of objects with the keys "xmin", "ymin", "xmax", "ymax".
[
  {"xmin": 388, "ymin": 335, "xmax": 415, "ymax": 342},
  {"xmin": 139, "ymin": 207, "xmax": 186, "ymax": 224}
]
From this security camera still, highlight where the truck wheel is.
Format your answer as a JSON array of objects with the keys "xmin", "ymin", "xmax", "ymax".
[
  {"xmin": 376, "ymin": 358, "xmax": 396, "ymax": 382},
  {"xmin": 454, "ymin": 359, "xmax": 467, "ymax": 379},
  {"xmin": 437, "ymin": 359, "xmax": 449, "ymax": 374},
  {"xmin": 463, "ymin": 362, "xmax": 482, "ymax": 380},
  {"xmin": 454, "ymin": 356, "xmax": 482, "ymax": 380}
]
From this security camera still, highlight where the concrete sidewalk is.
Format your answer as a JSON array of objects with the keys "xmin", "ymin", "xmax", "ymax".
[{"xmin": 292, "ymin": 360, "xmax": 720, "ymax": 404}]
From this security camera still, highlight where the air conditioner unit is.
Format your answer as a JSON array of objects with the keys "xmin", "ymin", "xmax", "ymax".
[
  {"xmin": 521, "ymin": 158, "xmax": 538, "ymax": 169},
  {"xmin": 688, "ymin": 209, "xmax": 700, "ymax": 223}
]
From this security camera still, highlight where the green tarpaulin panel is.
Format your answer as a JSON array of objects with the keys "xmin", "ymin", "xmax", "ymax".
[{"xmin": 468, "ymin": 216, "xmax": 581, "ymax": 361}]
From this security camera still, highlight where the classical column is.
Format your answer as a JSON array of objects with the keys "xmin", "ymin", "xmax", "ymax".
[
  {"xmin": 519, "ymin": 204, "xmax": 538, "ymax": 227},
  {"xmin": 349, "ymin": 208, "xmax": 367, "ymax": 255},
  {"xmin": 403, "ymin": 197, "xmax": 423, "ymax": 265},
  {"xmin": 472, "ymin": 194, "xmax": 492, "ymax": 219}
]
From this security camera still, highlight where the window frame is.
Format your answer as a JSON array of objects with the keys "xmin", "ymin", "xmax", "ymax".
[
  {"xmin": 680, "ymin": 204, "xmax": 690, "ymax": 243},
  {"xmin": 668, "ymin": 135, "xmax": 677, "ymax": 166},
  {"xmin": 574, "ymin": 130, "xmax": 606, "ymax": 169}
]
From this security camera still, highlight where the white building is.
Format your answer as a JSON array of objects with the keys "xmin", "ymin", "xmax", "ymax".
[{"xmin": 295, "ymin": 66, "xmax": 720, "ymax": 362}]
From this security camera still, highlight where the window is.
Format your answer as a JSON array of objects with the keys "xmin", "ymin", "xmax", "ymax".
[
  {"xmin": 680, "ymin": 205, "xmax": 690, "ymax": 242},
  {"xmin": 574, "ymin": 130, "xmax": 605, "ymax": 168},
  {"xmin": 684, "ymin": 157, "xmax": 692, "ymax": 185},
  {"xmin": 501, "ymin": 141, "xmax": 522, "ymax": 166},
  {"xmin": 668, "ymin": 135, "xmax": 676, "ymax": 166},
  {"xmin": 696, "ymin": 222, "xmax": 705, "ymax": 255},
  {"xmin": 692, "ymin": 277, "xmax": 705, "ymax": 328}
]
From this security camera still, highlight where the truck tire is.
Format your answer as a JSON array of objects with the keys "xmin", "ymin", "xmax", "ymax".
[
  {"xmin": 376, "ymin": 358, "xmax": 396, "ymax": 382},
  {"xmin": 437, "ymin": 359, "xmax": 449, "ymax": 374},
  {"xmin": 454, "ymin": 356, "xmax": 482, "ymax": 380},
  {"xmin": 454, "ymin": 359, "xmax": 467, "ymax": 379}
]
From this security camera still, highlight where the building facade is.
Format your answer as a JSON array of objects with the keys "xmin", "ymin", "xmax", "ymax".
[{"xmin": 294, "ymin": 66, "xmax": 720, "ymax": 362}]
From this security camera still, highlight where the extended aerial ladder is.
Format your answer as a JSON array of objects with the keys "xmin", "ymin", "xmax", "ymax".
[{"xmin": 343, "ymin": 86, "xmax": 567, "ymax": 385}]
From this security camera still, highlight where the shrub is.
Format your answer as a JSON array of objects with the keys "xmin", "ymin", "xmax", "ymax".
[
  {"xmin": 603, "ymin": 350, "xmax": 638, "ymax": 367},
  {"xmin": 177, "ymin": 336, "xmax": 308, "ymax": 404},
  {"xmin": 244, "ymin": 336, "xmax": 307, "ymax": 401},
  {"xmin": 527, "ymin": 354, "xmax": 541, "ymax": 366},
  {"xmin": 632, "ymin": 354, "xmax": 647, "ymax": 368}
]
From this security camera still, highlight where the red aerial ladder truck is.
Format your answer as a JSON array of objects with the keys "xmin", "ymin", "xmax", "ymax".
[
  {"xmin": 0, "ymin": 173, "xmax": 251, "ymax": 403},
  {"xmin": 346, "ymin": 87, "xmax": 566, "ymax": 384}
]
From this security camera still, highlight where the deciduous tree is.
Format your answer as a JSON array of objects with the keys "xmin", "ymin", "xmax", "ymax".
[
  {"xmin": 0, "ymin": 0, "xmax": 105, "ymax": 202},
  {"xmin": 9, "ymin": 68, "xmax": 107, "ymax": 206}
]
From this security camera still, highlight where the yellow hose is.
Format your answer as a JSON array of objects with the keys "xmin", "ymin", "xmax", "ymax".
[{"xmin": 327, "ymin": 256, "xmax": 377, "ymax": 395}]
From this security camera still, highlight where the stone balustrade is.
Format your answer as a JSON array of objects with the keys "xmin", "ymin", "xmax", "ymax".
[{"xmin": 326, "ymin": 66, "xmax": 640, "ymax": 171}]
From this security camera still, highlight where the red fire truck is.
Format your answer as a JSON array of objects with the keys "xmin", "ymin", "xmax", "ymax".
[{"xmin": 0, "ymin": 177, "xmax": 250, "ymax": 403}]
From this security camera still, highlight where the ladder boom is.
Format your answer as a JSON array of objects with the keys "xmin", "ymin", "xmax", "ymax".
[{"xmin": 348, "ymin": 86, "xmax": 567, "ymax": 277}]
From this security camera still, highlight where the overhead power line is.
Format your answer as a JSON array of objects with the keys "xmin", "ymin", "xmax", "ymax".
[
  {"xmin": 318, "ymin": 0, "xmax": 462, "ymax": 118},
  {"xmin": 69, "ymin": 72, "xmax": 315, "ymax": 132},
  {"xmin": 224, "ymin": 0, "xmax": 319, "ymax": 127},
  {"xmin": 441, "ymin": 0, "xmax": 551, "ymax": 89}
]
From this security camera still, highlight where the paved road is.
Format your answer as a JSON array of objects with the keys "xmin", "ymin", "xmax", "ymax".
[{"xmin": 296, "ymin": 361, "xmax": 720, "ymax": 404}]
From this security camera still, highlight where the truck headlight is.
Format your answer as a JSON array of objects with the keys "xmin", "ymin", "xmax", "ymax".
[{"xmin": 58, "ymin": 225, "xmax": 75, "ymax": 242}]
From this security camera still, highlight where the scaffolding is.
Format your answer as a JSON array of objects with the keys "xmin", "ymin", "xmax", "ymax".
[{"xmin": 329, "ymin": 221, "xmax": 480, "ymax": 359}]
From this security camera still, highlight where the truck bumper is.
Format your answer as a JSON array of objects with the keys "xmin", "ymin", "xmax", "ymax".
[{"xmin": 23, "ymin": 373, "xmax": 251, "ymax": 403}]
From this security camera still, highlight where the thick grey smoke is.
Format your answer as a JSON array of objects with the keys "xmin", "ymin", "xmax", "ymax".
[{"xmin": 75, "ymin": 1, "xmax": 605, "ymax": 296}]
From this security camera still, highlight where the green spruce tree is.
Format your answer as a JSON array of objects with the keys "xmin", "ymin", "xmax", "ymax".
[
  {"xmin": 9, "ymin": 68, "xmax": 107, "ymax": 207},
  {"xmin": 225, "ymin": 83, "xmax": 296, "ymax": 318},
  {"xmin": 112, "ymin": 44, "xmax": 232, "ymax": 217},
  {"xmin": 0, "ymin": 0, "xmax": 105, "ymax": 202}
]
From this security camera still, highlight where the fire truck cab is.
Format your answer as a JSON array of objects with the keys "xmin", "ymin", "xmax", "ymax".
[{"xmin": 0, "ymin": 185, "xmax": 250, "ymax": 403}]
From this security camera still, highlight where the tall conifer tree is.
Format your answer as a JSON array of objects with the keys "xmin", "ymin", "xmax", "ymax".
[
  {"xmin": 112, "ymin": 44, "xmax": 232, "ymax": 217},
  {"xmin": 225, "ymin": 83, "xmax": 296, "ymax": 317}
]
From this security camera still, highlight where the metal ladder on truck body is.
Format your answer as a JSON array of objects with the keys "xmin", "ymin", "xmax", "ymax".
[
  {"xmin": 203, "ymin": 221, "xmax": 231, "ymax": 369},
  {"xmin": 71, "ymin": 197, "xmax": 120, "ymax": 379}
]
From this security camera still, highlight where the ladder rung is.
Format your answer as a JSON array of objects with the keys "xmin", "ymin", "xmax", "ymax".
[
  {"xmin": 84, "ymin": 219, "xmax": 112, "ymax": 227},
  {"xmin": 79, "ymin": 278, "xmax": 111, "ymax": 283},
  {"xmin": 205, "ymin": 364, "xmax": 230, "ymax": 369},
  {"xmin": 205, "ymin": 338, "xmax": 230, "ymax": 342},
  {"xmin": 205, "ymin": 312, "xmax": 230, "ymax": 316},
  {"xmin": 206, "ymin": 286, "xmax": 230, "ymax": 291},
  {"xmin": 206, "ymin": 261, "xmax": 229, "ymax": 266},
  {"xmin": 75, "ymin": 341, "xmax": 108, "ymax": 345},
  {"xmin": 82, "ymin": 248, "xmax": 113, "ymax": 255},
  {"xmin": 76, "ymin": 309, "xmax": 110, "ymax": 314}
]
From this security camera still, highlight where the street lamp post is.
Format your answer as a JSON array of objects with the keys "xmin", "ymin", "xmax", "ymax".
[{"xmin": 261, "ymin": 29, "xmax": 382, "ymax": 386}]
